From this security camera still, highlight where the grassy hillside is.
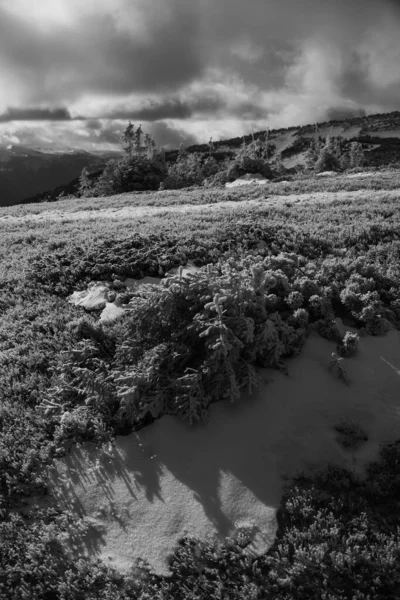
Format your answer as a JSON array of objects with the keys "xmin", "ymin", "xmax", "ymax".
[
  {"xmin": 1, "ymin": 173, "xmax": 400, "ymax": 598},
  {"xmin": 185, "ymin": 109, "xmax": 400, "ymax": 168},
  {"xmin": 19, "ymin": 109, "xmax": 400, "ymax": 206}
]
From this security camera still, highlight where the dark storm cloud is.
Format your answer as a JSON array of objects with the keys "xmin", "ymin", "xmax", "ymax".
[
  {"xmin": 85, "ymin": 119, "xmax": 104, "ymax": 131},
  {"xmin": 149, "ymin": 121, "xmax": 198, "ymax": 148},
  {"xmin": 105, "ymin": 95, "xmax": 270, "ymax": 122},
  {"xmin": 1, "ymin": 0, "xmax": 395, "ymax": 106},
  {"xmin": 0, "ymin": 106, "xmax": 73, "ymax": 122},
  {"xmin": 0, "ymin": 1, "xmax": 205, "ymax": 103},
  {"xmin": 86, "ymin": 119, "xmax": 198, "ymax": 150},
  {"xmin": 1, "ymin": 0, "xmax": 400, "ymax": 149},
  {"xmin": 108, "ymin": 99, "xmax": 196, "ymax": 121}
]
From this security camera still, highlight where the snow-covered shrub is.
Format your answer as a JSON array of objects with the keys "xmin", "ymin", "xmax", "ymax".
[{"xmin": 50, "ymin": 256, "xmax": 310, "ymax": 430}]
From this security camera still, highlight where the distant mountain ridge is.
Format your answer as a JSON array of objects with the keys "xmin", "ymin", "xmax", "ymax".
[{"xmin": 0, "ymin": 146, "xmax": 121, "ymax": 207}]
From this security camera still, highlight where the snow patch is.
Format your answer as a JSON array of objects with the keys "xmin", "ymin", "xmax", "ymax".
[
  {"xmin": 123, "ymin": 276, "xmax": 162, "ymax": 292},
  {"xmin": 316, "ymin": 171, "xmax": 337, "ymax": 177},
  {"xmin": 167, "ymin": 261, "xmax": 201, "ymax": 277},
  {"xmin": 283, "ymin": 151, "xmax": 307, "ymax": 169},
  {"xmin": 99, "ymin": 302, "xmax": 127, "ymax": 323},
  {"xmin": 48, "ymin": 328, "xmax": 400, "ymax": 575},
  {"xmin": 346, "ymin": 172, "xmax": 376, "ymax": 179},
  {"xmin": 226, "ymin": 173, "xmax": 268, "ymax": 188},
  {"xmin": 69, "ymin": 266, "xmax": 202, "ymax": 324},
  {"xmin": 69, "ymin": 284, "xmax": 110, "ymax": 311}
]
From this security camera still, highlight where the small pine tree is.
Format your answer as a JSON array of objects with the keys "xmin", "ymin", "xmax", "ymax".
[
  {"xmin": 202, "ymin": 156, "xmax": 219, "ymax": 178},
  {"xmin": 78, "ymin": 167, "xmax": 92, "ymax": 197},
  {"xmin": 332, "ymin": 136, "xmax": 342, "ymax": 159},
  {"xmin": 208, "ymin": 137, "xmax": 215, "ymax": 157},
  {"xmin": 312, "ymin": 136, "xmax": 340, "ymax": 172},
  {"xmin": 264, "ymin": 128, "xmax": 269, "ymax": 158},
  {"xmin": 121, "ymin": 121, "xmax": 135, "ymax": 157},
  {"xmin": 94, "ymin": 125, "xmax": 167, "ymax": 196},
  {"xmin": 315, "ymin": 146, "xmax": 340, "ymax": 172},
  {"xmin": 238, "ymin": 137, "xmax": 247, "ymax": 159},
  {"xmin": 305, "ymin": 136, "xmax": 322, "ymax": 170},
  {"xmin": 177, "ymin": 143, "xmax": 188, "ymax": 162},
  {"xmin": 340, "ymin": 152, "xmax": 350, "ymax": 171},
  {"xmin": 349, "ymin": 142, "xmax": 365, "ymax": 168},
  {"xmin": 144, "ymin": 133, "xmax": 156, "ymax": 159},
  {"xmin": 92, "ymin": 161, "xmax": 120, "ymax": 196},
  {"xmin": 134, "ymin": 125, "xmax": 143, "ymax": 155},
  {"xmin": 163, "ymin": 151, "xmax": 204, "ymax": 189}
]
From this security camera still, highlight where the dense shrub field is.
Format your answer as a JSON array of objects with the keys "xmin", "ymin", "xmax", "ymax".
[{"xmin": 1, "ymin": 179, "xmax": 400, "ymax": 598}]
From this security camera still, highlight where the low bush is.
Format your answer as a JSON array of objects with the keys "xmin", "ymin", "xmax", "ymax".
[
  {"xmin": 334, "ymin": 418, "xmax": 369, "ymax": 450},
  {"xmin": 92, "ymin": 154, "xmax": 167, "ymax": 195},
  {"xmin": 337, "ymin": 331, "xmax": 360, "ymax": 357}
]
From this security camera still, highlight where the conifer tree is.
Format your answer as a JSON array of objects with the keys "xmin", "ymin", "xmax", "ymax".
[
  {"xmin": 305, "ymin": 136, "xmax": 321, "ymax": 170},
  {"xmin": 349, "ymin": 141, "xmax": 365, "ymax": 168},
  {"xmin": 314, "ymin": 136, "xmax": 340, "ymax": 172},
  {"xmin": 208, "ymin": 137, "xmax": 215, "ymax": 157},
  {"xmin": 78, "ymin": 167, "xmax": 92, "ymax": 197},
  {"xmin": 264, "ymin": 128, "xmax": 270, "ymax": 158},
  {"xmin": 177, "ymin": 143, "xmax": 188, "ymax": 162},
  {"xmin": 93, "ymin": 161, "xmax": 120, "ymax": 196},
  {"xmin": 332, "ymin": 136, "xmax": 342, "ymax": 159},
  {"xmin": 144, "ymin": 133, "xmax": 156, "ymax": 159},
  {"xmin": 134, "ymin": 124, "xmax": 143, "ymax": 154},
  {"xmin": 340, "ymin": 152, "xmax": 350, "ymax": 171},
  {"xmin": 121, "ymin": 121, "xmax": 135, "ymax": 157}
]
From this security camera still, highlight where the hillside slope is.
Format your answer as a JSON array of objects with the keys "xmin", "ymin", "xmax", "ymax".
[
  {"xmin": 20, "ymin": 109, "xmax": 400, "ymax": 206},
  {"xmin": 186, "ymin": 109, "xmax": 400, "ymax": 168}
]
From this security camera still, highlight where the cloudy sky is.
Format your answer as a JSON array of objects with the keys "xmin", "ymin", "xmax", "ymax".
[{"xmin": 0, "ymin": 0, "xmax": 400, "ymax": 151}]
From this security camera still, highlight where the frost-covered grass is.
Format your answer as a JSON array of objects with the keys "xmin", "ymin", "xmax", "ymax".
[{"xmin": 1, "ymin": 182, "xmax": 400, "ymax": 598}]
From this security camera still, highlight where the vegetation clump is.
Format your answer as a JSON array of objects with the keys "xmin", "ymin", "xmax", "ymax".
[
  {"xmin": 334, "ymin": 418, "xmax": 369, "ymax": 450},
  {"xmin": 337, "ymin": 331, "xmax": 360, "ymax": 357},
  {"xmin": 305, "ymin": 133, "xmax": 365, "ymax": 173},
  {"xmin": 43, "ymin": 255, "xmax": 310, "ymax": 433}
]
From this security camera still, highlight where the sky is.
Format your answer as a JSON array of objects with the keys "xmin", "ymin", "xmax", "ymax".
[{"xmin": 0, "ymin": 0, "xmax": 400, "ymax": 152}]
